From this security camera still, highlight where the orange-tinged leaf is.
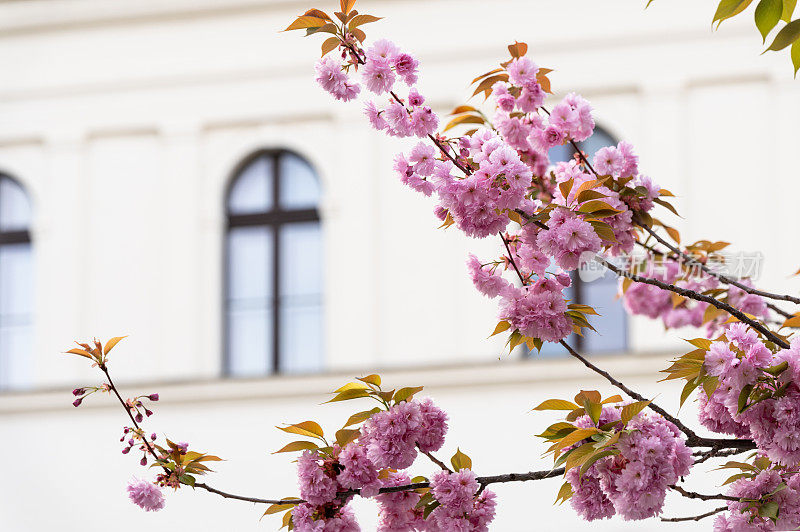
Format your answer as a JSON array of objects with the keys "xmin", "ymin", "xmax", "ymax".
[
  {"xmin": 303, "ymin": 9, "xmax": 332, "ymax": 20},
  {"xmin": 65, "ymin": 348, "xmax": 94, "ymax": 359},
  {"xmin": 340, "ymin": 0, "xmax": 356, "ymax": 14},
  {"xmin": 620, "ymin": 400, "xmax": 651, "ymax": 424},
  {"xmin": 321, "ymin": 36, "xmax": 340, "ymax": 57},
  {"xmin": 326, "ymin": 388, "xmax": 370, "ymax": 403},
  {"xmin": 284, "ymin": 15, "xmax": 329, "ymax": 31},
  {"xmin": 349, "ymin": 14, "xmax": 382, "ymax": 28},
  {"xmin": 450, "ymin": 448, "xmax": 473, "ymax": 471},
  {"xmin": 351, "ymin": 27, "xmax": 366, "ymax": 42},
  {"xmin": 277, "ymin": 421, "xmax": 324, "ymax": 439},
  {"xmin": 450, "ymin": 105, "xmax": 478, "ymax": 115},
  {"xmin": 470, "ymin": 67, "xmax": 504, "ymax": 85},
  {"xmin": 783, "ymin": 315, "xmax": 800, "ymax": 328},
  {"xmin": 533, "ymin": 399, "xmax": 579, "ymax": 411},
  {"xmin": 357, "ymin": 374, "xmax": 381, "ymax": 387},
  {"xmin": 273, "ymin": 441, "xmax": 318, "ymax": 454},
  {"xmin": 557, "ymin": 428, "xmax": 600, "ymax": 450},
  {"xmin": 507, "ymin": 41, "xmax": 528, "ymax": 58},
  {"xmin": 103, "ymin": 336, "xmax": 127, "ymax": 355}
]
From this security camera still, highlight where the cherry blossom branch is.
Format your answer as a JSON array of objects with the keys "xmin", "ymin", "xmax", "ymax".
[
  {"xmin": 670, "ymin": 484, "xmax": 739, "ymax": 502},
  {"xmin": 420, "ymin": 448, "xmax": 452, "ymax": 472},
  {"xmin": 641, "ymin": 224, "xmax": 800, "ymax": 308},
  {"xmin": 598, "ymin": 257, "xmax": 790, "ymax": 349},
  {"xmin": 661, "ymin": 506, "xmax": 728, "ymax": 523}
]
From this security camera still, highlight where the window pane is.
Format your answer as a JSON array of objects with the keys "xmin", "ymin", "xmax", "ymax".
[
  {"xmin": 581, "ymin": 268, "xmax": 628, "ymax": 353},
  {"xmin": 0, "ymin": 324, "xmax": 33, "ymax": 389},
  {"xmin": 227, "ymin": 226, "xmax": 272, "ymax": 301},
  {"xmin": 280, "ymin": 223, "xmax": 322, "ymax": 298},
  {"xmin": 579, "ymin": 128, "xmax": 616, "ymax": 159},
  {"xmin": 547, "ymin": 144, "xmax": 574, "ymax": 165},
  {"xmin": 279, "ymin": 153, "xmax": 320, "ymax": 210},
  {"xmin": 228, "ymin": 156, "xmax": 273, "ymax": 214},
  {"xmin": 0, "ymin": 244, "xmax": 33, "ymax": 316},
  {"xmin": 279, "ymin": 222, "xmax": 322, "ymax": 371},
  {"xmin": 280, "ymin": 303, "xmax": 323, "ymax": 373},
  {"xmin": 0, "ymin": 177, "xmax": 32, "ymax": 231},
  {"xmin": 227, "ymin": 306, "xmax": 273, "ymax": 376}
]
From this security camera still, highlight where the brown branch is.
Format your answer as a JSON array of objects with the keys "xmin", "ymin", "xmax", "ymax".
[
  {"xmin": 670, "ymin": 484, "xmax": 739, "ymax": 502},
  {"xmin": 661, "ymin": 506, "xmax": 727, "ymax": 522},
  {"xmin": 599, "ymin": 257, "xmax": 790, "ymax": 349},
  {"xmin": 420, "ymin": 448, "xmax": 451, "ymax": 472},
  {"xmin": 640, "ymin": 224, "xmax": 800, "ymax": 311}
]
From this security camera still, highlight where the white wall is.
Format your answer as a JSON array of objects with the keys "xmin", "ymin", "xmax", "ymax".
[{"xmin": 0, "ymin": 0, "xmax": 798, "ymax": 530}]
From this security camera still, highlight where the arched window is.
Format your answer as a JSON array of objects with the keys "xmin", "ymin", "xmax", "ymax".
[
  {"xmin": 225, "ymin": 150, "xmax": 323, "ymax": 376},
  {"xmin": 539, "ymin": 127, "xmax": 628, "ymax": 355},
  {"xmin": 0, "ymin": 174, "xmax": 33, "ymax": 389}
]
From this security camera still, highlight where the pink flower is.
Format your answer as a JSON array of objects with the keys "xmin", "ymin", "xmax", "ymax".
[
  {"xmin": 126, "ymin": 478, "xmax": 165, "ymax": 512},
  {"xmin": 362, "ymin": 58, "xmax": 396, "ymax": 94},
  {"xmin": 466, "ymin": 254, "xmax": 511, "ymax": 299},
  {"xmin": 315, "ymin": 57, "xmax": 360, "ymax": 102},
  {"xmin": 297, "ymin": 450, "xmax": 338, "ymax": 506},
  {"xmin": 506, "ymin": 56, "xmax": 538, "ymax": 86},
  {"xmin": 337, "ymin": 443, "xmax": 381, "ymax": 497},
  {"xmin": 416, "ymin": 398, "xmax": 448, "ymax": 453},
  {"xmin": 392, "ymin": 53, "xmax": 419, "ymax": 85},
  {"xmin": 364, "ymin": 101, "xmax": 387, "ymax": 130}
]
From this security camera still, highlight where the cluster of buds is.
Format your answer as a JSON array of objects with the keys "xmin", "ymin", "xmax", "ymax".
[
  {"xmin": 70, "ymin": 384, "xmax": 109, "ymax": 407},
  {"xmin": 125, "ymin": 393, "xmax": 159, "ymax": 423},
  {"xmin": 120, "ymin": 426, "xmax": 157, "ymax": 465},
  {"xmin": 154, "ymin": 441, "xmax": 191, "ymax": 489}
]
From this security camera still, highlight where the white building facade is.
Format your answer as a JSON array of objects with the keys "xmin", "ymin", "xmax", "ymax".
[{"xmin": 0, "ymin": 0, "xmax": 798, "ymax": 530}]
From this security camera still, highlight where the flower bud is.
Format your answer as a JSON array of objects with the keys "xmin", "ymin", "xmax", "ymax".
[
  {"xmin": 72, "ymin": 398, "xmax": 82, "ymax": 407},
  {"xmin": 122, "ymin": 447, "xmax": 130, "ymax": 454},
  {"xmin": 140, "ymin": 457, "xmax": 147, "ymax": 466},
  {"xmin": 72, "ymin": 388, "xmax": 85, "ymax": 396},
  {"xmin": 150, "ymin": 433, "xmax": 157, "ymax": 441},
  {"xmin": 135, "ymin": 413, "xmax": 143, "ymax": 423},
  {"xmin": 144, "ymin": 409, "xmax": 153, "ymax": 417},
  {"xmin": 148, "ymin": 394, "xmax": 159, "ymax": 401}
]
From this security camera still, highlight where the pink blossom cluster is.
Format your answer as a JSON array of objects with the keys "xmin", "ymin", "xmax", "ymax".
[
  {"xmin": 360, "ymin": 398, "xmax": 448, "ymax": 469},
  {"xmin": 293, "ymin": 502, "xmax": 361, "ymax": 532},
  {"xmin": 433, "ymin": 128, "xmax": 533, "ymax": 238},
  {"xmin": 698, "ymin": 325, "xmax": 800, "ymax": 466},
  {"xmin": 714, "ymin": 467, "xmax": 800, "ymax": 531},
  {"xmin": 293, "ymin": 398, "xmax": 448, "ymax": 530},
  {"xmin": 313, "ymin": 38, "xmax": 665, "ymax": 347},
  {"xmin": 568, "ymin": 408, "xmax": 692, "ymax": 521},
  {"xmin": 315, "ymin": 56, "xmax": 360, "ymax": 102},
  {"xmin": 621, "ymin": 259, "xmax": 724, "ymax": 330},
  {"xmin": 126, "ymin": 477, "xmax": 166, "ymax": 512},
  {"xmin": 426, "ymin": 470, "xmax": 497, "ymax": 531},
  {"xmin": 497, "ymin": 275, "xmax": 574, "ymax": 342},
  {"xmin": 375, "ymin": 472, "xmax": 427, "ymax": 531}
]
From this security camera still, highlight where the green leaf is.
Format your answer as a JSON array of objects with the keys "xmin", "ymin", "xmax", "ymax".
[
  {"xmin": 533, "ymin": 399, "xmax": 579, "ymax": 411},
  {"xmin": 756, "ymin": 0, "xmax": 783, "ymax": 41},
  {"xmin": 554, "ymin": 481, "xmax": 573, "ymax": 505},
  {"xmin": 784, "ymin": 0, "xmax": 797, "ymax": 21},
  {"xmin": 489, "ymin": 321, "xmax": 511, "ymax": 337},
  {"xmin": 792, "ymin": 38, "xmax": 800, "ymax": 75},
  {"xmin": 680, "ymin": 379, "xmax": 700, "ymax": 407},
  {"xmin": 713, "ymin": 0, "xmax": 755, "ymax": 26},
  {"xmin": 357, "ymin": 374, "xmax": 381, "ymax": 387},
  {"xmin": 450, "ymin": 448, "xmax": 473, "ymax": 471},
  {"xmin": 620, "ymin": 400, "xmax": 651, "ymax": 424},
  {"xmin": 343, "ymin": 408, "xmax": 381, "ymax": 427},
  {"xmin": 394, "ymin": 386, "xmax": 424, "ymax": 403},
  {"xmin": 738, "ymin": 384, "xmax": 754, "ymax": 413},
  {"xmin": 273, "ymin": 440, "xmax": 319, "ymax": 454},
  {"xmin": 579, "ymin": 449, "xmax": 619, "ymax": 475},
  {"xmin": 335, "ymin": 428, "xmax": 360, "ymax": 447},
  {"xmin": 765, "ymin": 18, "xmax": 800, "ymax": 50},
  {"xmin": 326, "ymin": 388, "xmax": 370, "ymax": 403},
  {"xmin": 277, "ymin": 421, "xmax": 325, "ymax": 440}
]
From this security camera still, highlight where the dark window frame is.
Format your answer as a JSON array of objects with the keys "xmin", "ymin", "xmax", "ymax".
[{"xmin": 223, "ymin": 149, "xmax": 321, "ymax": 376}]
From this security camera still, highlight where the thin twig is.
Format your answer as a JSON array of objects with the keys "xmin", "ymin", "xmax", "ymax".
[
  {"xmin": 641, "ymin": 224, "xmax": 800, "ymax": 309},
  {"xmin": 661, "ymin": 506, "xmax": 727, "ymax": 523},
  {"xmin": 670, "ymin": 484, "xmax": 739, "ymax": 502},
  {"xmin": 599, "ymin": 257, "xmax": 790, "ymax": 349}
]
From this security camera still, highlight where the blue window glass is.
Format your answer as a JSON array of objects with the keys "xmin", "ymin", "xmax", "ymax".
[
  {"xmin": 532, "ymin": 127, "xmax": 627, "ymax": 357},
  {"xmin": 0, "ymin": 174, "xmax": 33, "ymax": 390}
]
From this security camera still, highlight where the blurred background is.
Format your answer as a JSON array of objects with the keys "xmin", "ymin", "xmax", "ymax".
[{"xmin": 0, "ymin": 0, "xmax": 798, "ymax": 530}]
